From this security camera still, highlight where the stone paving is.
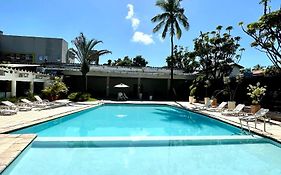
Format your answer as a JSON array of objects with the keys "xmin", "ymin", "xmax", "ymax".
[
  {"xmin": 0, "ymin": 100, "xmax": 281, "ymax": 173},
  {"xmin": 0, "ymin": 134, "xmax": 36, "ymax": 173},
  {"xmin": 177, "ymin": 102, "xmax": 281, "ymax": 142}
]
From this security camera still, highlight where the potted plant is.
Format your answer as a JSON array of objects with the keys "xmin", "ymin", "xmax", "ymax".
[
  {"xmin": 42, "ymin": 77, "xmax": 68, "ymax": 101},
  {"xmin": 223, "ymin": 75, "xmax": 243, "ymax": 110},
  {"xmin": 204, "ymin": 80, "xmax": 211, "ymax": 105},
  {"xmin": 189, "ymin": 85, "xmax": 197, "ymax": 104},
  {"xmin": 247, "ymin": 82, "xmax": 267, "ymax": 113}
]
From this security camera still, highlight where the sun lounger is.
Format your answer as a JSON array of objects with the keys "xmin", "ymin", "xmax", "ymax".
[
  {"xmin": 0, "ymin": 108, "xmax": 18, "ymax": 115},
  {"xmin": 191, "ymin": 101, "xmax": 211, "ymax": 111},
  {"xmin": 239, "ymin": 108, "xmax": 270, "ymax": 132},
  {"xmin": 34, "ymin": 95, "xmax": 49, "ymax": 104},
  {"xmin": 21, "ymin": 98, "xmax": 47, "ymax": 108},
  {"xmin": 1, "ymin": 101, "xmax": 32, "ymax": 112},
  {"xmin": 221, "ymin": 104, "xmax": 245, "ymax": 116},
  {"xmin": 207, "ymin": 102, "xmax": 227, "ymax": 112},
  {"xmin": 0, "ymin": 101, "xmax": 19, "ymax": 115},
  {"xmin": 117, "ymin": 92, "xmax": 128, "ymax": 101}
]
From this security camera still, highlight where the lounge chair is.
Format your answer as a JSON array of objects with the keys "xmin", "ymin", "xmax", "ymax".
[
  {"xmin": 1, "ymin": 101, "xmax": 32, "ymax": 112},
  {"xmin": 34, "ymin": 95, "xmax": 49, "ymax": 104},
  {"xmin": 117, "ymin": 92, "xmax": 128, "ymax": 101},
  {"xmin": 21, "ymin": 98, "xmax": 47, "ymax": 108},
  {"xmin": 207, "ymin": 102, "xmax": 227, "ymax": 112},
  {"xmin": 191, "ymin": 100, "xmax": 211, "ymax": 111},
  {"xmin": 0, "ymin": 101, "xmax": 18, "ymax": 115},
  {"xmin": 221, "ymin": 104, "xmax": 245, "ymax": 116},
  {"xmin": 123, "ymin": 93, "xmax": 128, "ymax": 100},
  {"xmin": 239, "ymin": 108, "xmax": 270, "ymax": 132}
]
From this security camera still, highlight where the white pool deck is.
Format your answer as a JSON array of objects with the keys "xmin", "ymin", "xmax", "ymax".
[{"xmin": 1, "ymin": 100, "xmax": 281, "ymax": 173}]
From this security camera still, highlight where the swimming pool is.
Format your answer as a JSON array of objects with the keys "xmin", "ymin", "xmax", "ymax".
[
  {"xmin": 3, "ymin": 103, "xmax": 281, "ymax": 175},
  {"xmin": 3, "ymin": 137, "xmax": 281, "ymax": 175},
  {"xmin": 12, "ymin": 104, "xmax": 244, "ymax": 136}
]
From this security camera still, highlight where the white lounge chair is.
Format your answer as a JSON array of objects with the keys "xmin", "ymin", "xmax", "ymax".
[
  {"xmin": 34, "ymin": 95, "xmax": 49, "ymax": 104},
  {"xmin": 207, "ymin": 102, "xmax": 227, "ymax": 112},
  {"xmin": 1, "ymin": 101, "xmax": 31, "ymax": 112},
  {"xmin": 0, "ymin": 101, "xmax": 18, "ymax": 115},
  {"xmin": 239, "ymin": 108, "xmax": 270, "ymax": 132},
  {"xmin": 221, "ymin": 104, "xmax": 245, "ymax": 116},
  {"xmin": 191, "ymin": 100, "xmax": 211, "ymax": 111},
  {"xmin": 117, "ymin": 92, "xmax": 128, "ymax": 101},
  {"xmin": 21, "ymin": 98, "xmax": 46, "ymax": 108}
]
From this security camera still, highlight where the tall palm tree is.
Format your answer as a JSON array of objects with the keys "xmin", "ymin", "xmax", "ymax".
[
  {"xmin": 69, "ymin": 33, "xmax": 111, "ymax": 92},
  {"xmin": 151, "ymin": 0, "xmax": 189, "ymax": 98}
]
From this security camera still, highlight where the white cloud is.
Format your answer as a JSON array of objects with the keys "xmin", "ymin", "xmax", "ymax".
[
  {"xmin": 126, "ymin": 4, "xmax": 134, "ymax": 19},
  {"xmin": 126, "ymin": 4, "xmax": 140, "ymax": 30},
  {"xmin": 132, "ymin": 32, "xmax": 154, "ymax": 45},
  {"xmin": 131, "ymin": 18, "xmax": 140, "ymax": 30}
]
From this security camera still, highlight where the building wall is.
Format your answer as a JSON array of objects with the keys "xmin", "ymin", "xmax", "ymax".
[{"xmin": 0, "ymin": 35, "xmax": 68, "ymax": 63}]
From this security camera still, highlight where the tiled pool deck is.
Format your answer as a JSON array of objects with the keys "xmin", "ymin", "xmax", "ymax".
[{"xmin": 0, "ymin": 100, "xmax": 281, "ymax": 173}]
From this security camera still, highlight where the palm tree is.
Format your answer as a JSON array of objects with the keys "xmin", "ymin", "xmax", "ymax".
[
  {"xmin": 69, "ymin": 33, "xmax": 111, "ymax": 92},
  {"xmin": 151, "ymin": 0, "xmax": 189, "ymax": 98}
]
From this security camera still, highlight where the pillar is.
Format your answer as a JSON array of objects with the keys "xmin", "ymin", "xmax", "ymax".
[
  {"xmin": 11, "ymin": 80, "xmax": 16, "ymax": 97},
  {"xmin": 137, "ymin": 77, "xmax": 141, "ymax": 95},
  {"xmin": 106, "ymin": 76, "xmax": 110, "ymax": 97},
  {"xmin": 30, "ymin": 80, "xmax": 34, "ymax": 94},
  {"xmin": 167, "ymin": 79, "xmax": 170, "ymax": 95}
]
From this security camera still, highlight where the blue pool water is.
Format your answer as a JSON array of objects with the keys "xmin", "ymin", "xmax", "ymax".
[
  {"xmin": 13, "ymin": 104, "xmax": 243, "ymax": 136},
  {"xmin": 3, "ymin": 140, "xmax": 281, "ymax": 175}
]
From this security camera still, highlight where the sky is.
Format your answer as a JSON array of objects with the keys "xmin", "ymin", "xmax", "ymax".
[{"xmin": 0, "ymin": 0, "xmax": 280, "ymax": 68}]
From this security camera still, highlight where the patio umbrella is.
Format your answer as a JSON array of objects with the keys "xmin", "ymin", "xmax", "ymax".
[{"xmin": 114, "ymin": 83, "xmax": 129, "ymax": 88}]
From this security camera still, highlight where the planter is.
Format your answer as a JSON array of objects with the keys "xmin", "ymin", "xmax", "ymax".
[
  {"xmin": 204, "ymin": 97, "xmax": 210, "ymax": 105},
  {"xmin": 189, "ymin": 96, "xmax": 194, "ymax": 104},
  {"xmin": 211, "ymin": 98, "xmax": 217, "ymax": 107},
  {"xmin": 251, "ymin": 104, "xmax": 261, "ymax": 114},
  {"xmin": 228, "ymin": 101, "xmax": 236, "ymax": 110}
]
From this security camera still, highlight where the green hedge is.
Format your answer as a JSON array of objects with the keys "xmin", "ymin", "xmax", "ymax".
[{"xmin": 68, "ymin": 92, "xmax": 91, "ymax": 102}]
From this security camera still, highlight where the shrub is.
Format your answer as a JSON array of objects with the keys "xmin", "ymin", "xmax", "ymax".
[
  {"xmin": 68, "ymin": 92, "xmax": 79, "ymax": 101},
  {"xmin": 68, "ymin": 92, "xmax": 91, "ymax": 102},
  {"xmin": 42, "ymin": 77, "xmax": 68, "ymax": 101}
]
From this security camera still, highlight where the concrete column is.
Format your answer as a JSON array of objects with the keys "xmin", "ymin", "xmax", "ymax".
[
  {"xmin": 106, "ymin": 76, "xmax": 110, "ymax": 97},
  {"xmin": 11, "ymin": 80, "xmax": 16, "ymax": 97},
  {"xmin": 30, "ymin": 80, "xmax": 34, "ymax": 94},
  {"xmin": 167, "ymin": 79, "xmax": 170, "ymax": 94},
  {"xmin": 137, "ymin": 77, "xmax": 141, "ymax": 95}
]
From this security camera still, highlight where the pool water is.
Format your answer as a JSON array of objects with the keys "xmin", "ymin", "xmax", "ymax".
[
  {"xmin": 13, "ymin": 104, "xmax": 243, "ymax": 137},
  {"xmin": 3, "ymin": 140, "xmax": 281, "ymax": 175}
]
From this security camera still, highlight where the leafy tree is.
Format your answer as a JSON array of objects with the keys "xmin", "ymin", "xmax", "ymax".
[
  {"xmin": 264, "ymin": 65, "xmax": 280, "ymax": 76},
  {"xmin": 252, "ymin": 64, "xmax": 265, "ymax": 70},
  {"xmin": 240, "ymin": 0, "xmax": 281, "ymax": 70},
  {"xmin": 166, "ymin": 45, "xmax": 199, "ymax": 72},
  {"xmin": 104, "ymin": 59, "xmax": 112, "ymax": 66},
  {"xmin": 68, "ymin": 33, "xmax": 111, "ymax": 92},
  {"xmin": 113, "ymin": 56, "xmax": 132, "ymax": 66},
  {"xmin": 132, "ymin": 55, "xmax": 148, "ymax": 67},
  {"xmin": 189, "ymin": 26, "xmax": 244, "ymax": 81},
  {"xmin": 151, "ymin": 0, "xmax": 190, "ymax": 97}
]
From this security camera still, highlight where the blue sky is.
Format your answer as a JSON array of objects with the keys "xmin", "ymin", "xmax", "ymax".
[{"xmin": 0, "ymin": 0, "xmax": 280, "ymax": 68}]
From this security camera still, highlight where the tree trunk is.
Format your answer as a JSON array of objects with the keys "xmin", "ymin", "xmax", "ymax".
[
  {"xmin": 82, "ymin": 73, "xmax": 87, "ymax": 92},
  {"xmin": 170, "ymin": 34, "xmax": 174, "ymax": 100}
]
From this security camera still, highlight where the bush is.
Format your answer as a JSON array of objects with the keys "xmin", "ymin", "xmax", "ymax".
[
  {"xmin": 42, "ymin": 77, "xmax": 68, "ymax": 101},
  {"xmin": 68, "ymin": 92, "xmax": 91, "ymax": 102},
  {"xmin": 68, "ymin": 92, "xmax": 79, "ymax": 101}
]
